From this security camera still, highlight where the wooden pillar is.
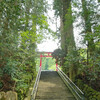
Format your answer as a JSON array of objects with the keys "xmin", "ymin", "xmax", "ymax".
[
  {"xmin": 56, "ymin": 63, "xmax": 58, "ymax": 71},
  {"xmin": 40, "ymin": 55, "xmax": 42, "ymax": 68}
]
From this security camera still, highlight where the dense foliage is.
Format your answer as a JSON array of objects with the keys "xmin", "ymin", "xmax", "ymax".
[
  {"xmin": 52, "ymin": 49, "xmax": 65, "ymax": 66},
  {"xmin": 0, "ymin": 0, "xmax": 49, "ymax": 99},
  {"xmin": 0, "ymin": 0, "xmax": 100, "ymax": 99},
  {"xmin": 53, "ymin": 0, "xmax": 100, "ymax": 95}
]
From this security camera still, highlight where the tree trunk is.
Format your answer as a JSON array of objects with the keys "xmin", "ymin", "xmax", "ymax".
[
  {"xmin": 81, "ymin": 0, "xmax": 95, "ymax": 58},
  {"xmin": 60, "ymin": 0, "xmax": 76, "ymax": 80}
]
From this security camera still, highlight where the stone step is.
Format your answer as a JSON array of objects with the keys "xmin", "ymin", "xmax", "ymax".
[
  {"xmin": 36, "ymin": 97, "xmax": 75, "ymax": 100},
  {"xmin": 36, "ymin": 95, "xmax": 75, "ymax": 99},
  {"xmin": 35, "ymin": 71, "xmax": 76, "ymax": 100},
  {"xmin": 37, "ymin": 87, "xmax": 70, "ymax": 93},
  {"xmin": 37, "ymin": 85, "xmax": 70, "ymax": 89},
  {"xmin": 36, "ymin": 92, "xmax": 74, "ymax": 97}
]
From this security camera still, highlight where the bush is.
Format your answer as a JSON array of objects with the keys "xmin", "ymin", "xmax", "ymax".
[{"xmin": 75, "ymin": 79, "xmax": 100, "ymax": 100}]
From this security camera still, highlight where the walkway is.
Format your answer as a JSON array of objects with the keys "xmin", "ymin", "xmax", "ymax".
[{"xmin": 35, "ymin": 71, "xmax": 76, "ymax": 100}]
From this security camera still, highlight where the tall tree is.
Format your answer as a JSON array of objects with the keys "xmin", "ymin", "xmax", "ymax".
[
  {"xmin": 81, "ymin": 0, "xmax": 95, "ymax": 58},
  {"xmin": 0, "ymin": 0, "xmax": 49, "ymax": 98},
  {"xmin": 53, "ymin": 0, "xmax": 76, "ymax": 80}
]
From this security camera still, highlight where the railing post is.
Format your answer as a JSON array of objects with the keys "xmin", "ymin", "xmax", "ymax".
[
  {"xmin": 40, "ymin": 55, "xmax": 42, "ymax": 68},
  {"xmin": 56, "ymin": 63, "xmax": 58, "ymax": 71}
]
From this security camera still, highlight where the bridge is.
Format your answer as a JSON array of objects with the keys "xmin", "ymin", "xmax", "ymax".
[{"xmin": 31, "ymin": 52, "xmax": 84, "ymax": 100}]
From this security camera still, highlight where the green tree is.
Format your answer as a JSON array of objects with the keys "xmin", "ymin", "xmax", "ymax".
[
  {"xmin": 45, "ymin": 59, "xmax": 49, "ymax": 70},
  {"xmin": 53, "ymin": 0, "xmax": 76, "ymax": 80},
  {"xmin": 0, "ymin": 0, "xmax": 50, "ymax": 99}
]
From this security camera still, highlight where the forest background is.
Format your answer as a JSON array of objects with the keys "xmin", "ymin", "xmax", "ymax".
[{"xmin": 0, "ymin": 0, "xmax": 100, "ymax": 100}]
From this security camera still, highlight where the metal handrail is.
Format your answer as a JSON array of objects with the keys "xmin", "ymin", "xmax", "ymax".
[
  {"xmin": 31, "ymin": 67, "xmax": 42, "ymax": 100},
  {"xmin": 57, "ymin": 66, "xmax": 84, "ymax": 100}
]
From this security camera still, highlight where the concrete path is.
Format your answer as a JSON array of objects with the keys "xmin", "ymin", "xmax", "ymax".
[{"xmin": 36, "ymin": 71, "xmax": 76, "ymax": 100}]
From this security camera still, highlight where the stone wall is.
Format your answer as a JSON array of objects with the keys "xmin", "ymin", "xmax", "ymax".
[{"xmin": 0, "ymin": 91, "xmax": 17, "ymax": 100}]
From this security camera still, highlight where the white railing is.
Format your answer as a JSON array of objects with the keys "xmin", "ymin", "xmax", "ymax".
[
  {"xmin": 31, "ymin": 67, "xmax": 41, "ymax": 100},
  {"xmin": 57, "ymin": 66, "xmax": 84, "ymax": 100}
]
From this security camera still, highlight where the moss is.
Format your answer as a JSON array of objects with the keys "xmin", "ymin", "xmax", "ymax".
[
  {"xmin": 97, "ymin": 94, "xmax": 100, "ymax": 100},
  {"xmin": 0, "ymin": 92, "xmax": 6, "ymax": 100},
  {"xmin": 76, "ymin": 79, "xmax": 84, "ymax": 90},
  {"xmin": 75, "ymin": 79, "xmax": 100, "ymax": 100}
]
